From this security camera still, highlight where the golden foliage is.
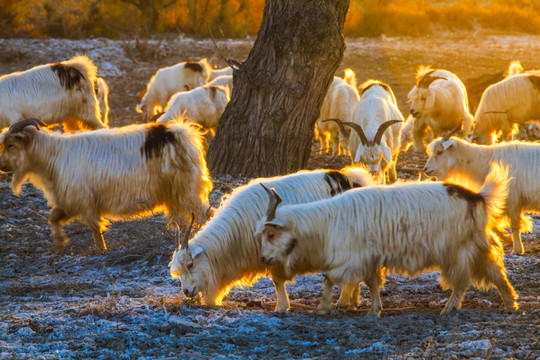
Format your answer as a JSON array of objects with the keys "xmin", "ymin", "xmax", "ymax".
[{"xmin": 0, "ymin": 0, "xmax": 540, "ymax": 38}]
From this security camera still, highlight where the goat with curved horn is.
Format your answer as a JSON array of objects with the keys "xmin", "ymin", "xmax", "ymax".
[
  {"xmin": 9, "ymin": 118, "xmax": 46, "ymax": 134},
  {"xmin": 179, "ymin": 212, "xmax": 197, "ymax": 249},
  {"xmin": 373, "ymin": 120, "xmax": 403, "ymax": 145},
  {"xmin": 260, "ymin": 183, "xmax": 282, "ymax": 221}
]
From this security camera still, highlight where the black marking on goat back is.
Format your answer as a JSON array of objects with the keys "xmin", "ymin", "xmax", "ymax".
[
  {"xmin": 527, "ymin": 74, "xmax": 540, "ymax": 92},
  {"xmin": 324, "ymin": 170, "xmax": 352, "ymax": 197},
  {"xmin": 361, "ymin": 81, "xmax": 392, "ymax": 96},
  {"xmin": 141, "ymin": 124, "xmax": 176, "ymax": 159},
  {"xmin": 184, "ymin": 62, "xmax": 203, "ymax": 73},
  {"xmin": 51, "ymin": 63, "xmax": 84, "ymax": 90},
  {"xmin": 444, "ymin": 183, "xmax": 485, "ymax": 219},
  {"xmin": 207, "ymin": 85, "xmax": 219, "ymax": 99}
]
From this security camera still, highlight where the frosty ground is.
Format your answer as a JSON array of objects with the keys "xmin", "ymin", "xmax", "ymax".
[{"xmin": 0, "ymin": 35, "xmax": 539, "ymax": 359}]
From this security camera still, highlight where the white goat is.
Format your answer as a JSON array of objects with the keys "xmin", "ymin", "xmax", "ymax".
[
  {"xmin": 0, "ymin": 56, "xmax": 104, "ymax": 131},
  {"xmin": 168, "ymin": 167, "xmax": 375, "ymax": 311},
  {"xmin": 0, "ymin": 118, "xmax": 212, "ymax": 252},
  {"xmin": 331, "ymin": 80, "xmax": 403, "ymax": 184},
  {"xmin": 136, "ymin": 60, "xmax": 209, "ymax": 121},
  {"xmin": 315, "ymin": 69, "xmax": 360, "ymax": 155},
  {"xmin": 208, "ymin": 75, "xmax": 233, "ymax": 92},
  {"xmin": 425, "ymin": 127, "xmax": 540, "ymax": 255},
  {"xmin": 471, "ymin": 73, "xmax": 540, "ymax": 144},
  {"xmin": 257, "ymin": 163, "xmax": 518, "ymax": 315},
  {"xmin": 156, "ymin": 85, "xmax": 230, "ymax": 135},
  {"xmin": 407, "ymin": 66, "xmax": 473, "ymax": 152}
]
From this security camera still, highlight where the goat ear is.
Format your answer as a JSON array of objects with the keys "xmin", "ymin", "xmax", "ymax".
[
  {"xmin": 442, "ymin": 139, "xmax": 455, "ymax": 150},
  {"xmin": 382, "ymin": 143, "xmax": 392, "ymax": 163},
  {"xmin": 191, "ymin": 246, "xmax": 204, "ymax": 259}
]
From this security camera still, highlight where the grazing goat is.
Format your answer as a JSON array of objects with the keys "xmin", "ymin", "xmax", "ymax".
[
  {"xmin": 0, "ymin": 56, "xmax": 104, "ymax": 131},
  {"xmin": 330, "ymin": 80, "xmax": 403, "ymax": 184},
  {"xmin": 168, "ymin": 167, "xmax": 375, "ymax": 310},
  {"xmin": 257, "ymin": 163, "xmax": 518, "ymax": 315},
  {"xmin": 471, "ymin": 73, "xmax": 540, "ymax": 144},
  {"xmin": 136, "ymin": 60, "xmax": 209, "ymax": 121},
  {"xmin": 315, "ymin": 69, "xmax": 360, "ymax": 155},
  {"xmin": 425, "ymin": 126, "xmax": 540, "ymax": 255},
  {"xmin": 406, "ymin": 66, "xmax": 473, "ymax": 152},
  {"xmin": 0, "ymin": 118, "xmax": 212, "ymax": 252},
  {"xmin": 156, "ymin": 85, "xmax": 230, "ymax": 136}
]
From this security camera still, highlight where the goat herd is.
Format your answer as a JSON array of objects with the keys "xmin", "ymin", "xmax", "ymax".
[{"xmin": 0, "ymin": 54, "xmax": 539, "ymax": 316}]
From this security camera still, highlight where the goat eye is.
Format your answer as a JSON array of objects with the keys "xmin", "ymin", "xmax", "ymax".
[
  {"xmin": 267, "ymin": 231, "xmax": 275, "ymax": 241},
  {"xmin": 186, "ymin": 262, "xmax": 193, "ymax": 270},
  {"xmin": 436, "ymin": 150, "xmax": 443, "ymax": 155}
]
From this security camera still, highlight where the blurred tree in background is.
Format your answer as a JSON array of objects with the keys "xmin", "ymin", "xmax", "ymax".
[{"xmin": 0, "ymin": 0, "xmax": 539, "ymax": 38}]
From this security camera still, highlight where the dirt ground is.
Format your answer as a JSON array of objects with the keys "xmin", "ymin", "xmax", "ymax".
[{"xmin": 0, "ymin": 34, "xmax": 539, "ymax": 359}]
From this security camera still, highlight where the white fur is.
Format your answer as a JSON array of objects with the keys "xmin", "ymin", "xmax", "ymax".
[
  {"xmin": 0, "ymin": 56, "xmax": 104, "ymax": 131},
  {"xmin": 199, "ymin": 58, "xmax": 233, "ymax": 81},
  {"xmin": 136, "ymin": 60, "xmax": 209, "ymax": 121},
  {"xmin": 157, "ymin": 85, "xmax": 230, "ymax": 135},
  {"xmin": 348, "ymin": 80, "xmax": 403, "ymax": 184},
  {"xmin": 0, "ymin": 120, "xmax": 212, "ymax": 252},
  {"xmin": 315, "ymin": 69, "xmax": 360, "ymax": 155},
  {"xmin": 95, "ymin": 77, "xmax": 110, "ymax": 127},
  {"xmin": 257, "ymin": 164, "xmax": 518, "ymax": 315},
  {"xmin": 425, "ymin": 136, "xmax": 540, "ymax": 254},
  {"xmin": 406, "ymin": 66, "xmax": 473, "ymax": 152},
  {"xmin": 208, "ymin": 75, "xmax": 233, "ymax": 92},
  {"xmin": 471, "ymin": 73, "xmax": 540, "ymax": 144},
  {"xmin": 168, "ymin": 167, "xmax": 375, "ymax": 310}
]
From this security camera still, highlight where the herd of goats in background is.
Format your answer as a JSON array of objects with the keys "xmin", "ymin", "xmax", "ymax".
[{"xmin": 0, "ymin": 53, "xmax": 539, "ymax": 315}]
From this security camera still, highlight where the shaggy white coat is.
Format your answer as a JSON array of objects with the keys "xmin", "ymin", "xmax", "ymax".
[
  {"xmin": 0, "ymin": 121, "xmax": 212, "ymax": 252},
  {"xmin": 0, "ymin": 56, "xmax": 104, "ymax": 131},
  {"xmin": 472, "ymin": 73, "xmax": 540, "ymax": 144},
  {"xmin": 348, "ymin": 80, "xmax": 403, "ymax": 183},
  {"xmin": 257, "ymin": 164, "xmax": 518, "ymax": 315},
  {"xmin": 314, "ymin": 69, "xmax": 360, "ymax": 155},
  {"xmin": 157, "ymin": 85, "xmax": 230, "ymax": 135},
  {"xmin": 425, "ymin": 136, "xmax": 540, "ymax": 255},
  {"xmin": 406, "ymin": 66, "xmax": 473, "ymax": 152},
  {"xmin": 168, "ymin": 167, "xmax": 375, "ymax": 311}
]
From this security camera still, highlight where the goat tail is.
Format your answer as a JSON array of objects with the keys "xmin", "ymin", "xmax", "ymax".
[{"xmin": 478, "ymin": 161, "xmax": 510, "ymax": 220}]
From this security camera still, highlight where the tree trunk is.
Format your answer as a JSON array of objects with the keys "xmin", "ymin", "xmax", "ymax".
[{"xmin": 207, "ymin": 0, "xmax": 349, "ymax": 177}]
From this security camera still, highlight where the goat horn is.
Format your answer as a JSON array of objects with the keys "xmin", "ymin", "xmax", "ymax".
[
  {"xmin": 9, "ymin": 118, "xmax": 46, "ymax": 134},
  {"xmin": 373, "ymin": 120, "xmax": 403, "ymax": 145},
  {"xmin": 418, "ymin": 75, "xmax": 446, "ymax": 88},
  {"xmin": 260, "ymin": 183, "xmax": 282, "ymax": 221},
  {"xmin": 339, "ymin": 121, "xmax": 369, "ymax": 146},
  {"xmin": 179, "ymin": 212, "xmax": 196, "ymax": 249},
  {"xmin": 321, "ymin": 118, "xmax": 347, "ymax": 135},
  {"xmin": 441, "ymin": 120, "xmax": 462, "ymax": 142}
]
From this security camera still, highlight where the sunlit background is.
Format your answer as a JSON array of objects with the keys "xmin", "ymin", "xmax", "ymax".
[{"xmin": 1, "ymin": 0, "xmax": 539, "ymax": 39}]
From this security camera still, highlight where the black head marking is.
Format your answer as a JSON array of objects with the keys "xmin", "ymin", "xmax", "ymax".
[
  {"xmin": 361, "ymin": 81, "xmax": 392, "ymax": 96},
  {"xmin": 324, "ymin": 170, "xmax": 352, "ymax": 196},
  {"xmin": 184, "ymin": 62, "xmax": 204, "ymax": 73},
  {"xmin": 141, "ymin": 124, "xmax": 176, "ymax": 159},
  {"xmin": 207, "ymin": 85, "xmax": 219, "ymax": 99},
  {"xmin": 51, "ymin": 63, "xmax": 84, "ymax": 90}
]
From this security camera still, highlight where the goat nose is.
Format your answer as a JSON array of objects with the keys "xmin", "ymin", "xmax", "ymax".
[
  {"xmin": 183, "ymin": 288, "xmax": 190, "ymax": 296},
  {"xmin": 410, "ymin": 109, "xmax": 416, "ymax": 115},
  {"xmin": 260, "ymin": 256, "xmax": 266, "ymax": 264}
]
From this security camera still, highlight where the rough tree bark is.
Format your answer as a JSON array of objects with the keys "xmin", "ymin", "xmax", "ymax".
[{"xmin": 207, "ymin": 0, "xmax": 350, "ymax": 177}]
